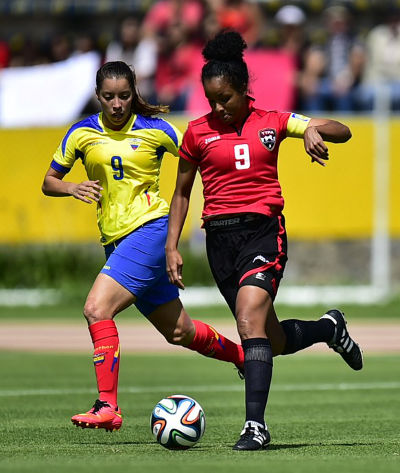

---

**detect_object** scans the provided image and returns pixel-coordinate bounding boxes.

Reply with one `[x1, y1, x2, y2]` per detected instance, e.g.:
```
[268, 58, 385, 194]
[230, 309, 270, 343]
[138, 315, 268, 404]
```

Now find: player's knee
[83, 298, 109, 324]
[236, 309, 267, 340]
[236, 310, 253, 339]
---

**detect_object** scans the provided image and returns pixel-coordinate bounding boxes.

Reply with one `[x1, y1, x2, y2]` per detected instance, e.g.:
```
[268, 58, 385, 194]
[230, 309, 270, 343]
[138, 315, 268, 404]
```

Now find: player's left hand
[303, 126, 329, 166]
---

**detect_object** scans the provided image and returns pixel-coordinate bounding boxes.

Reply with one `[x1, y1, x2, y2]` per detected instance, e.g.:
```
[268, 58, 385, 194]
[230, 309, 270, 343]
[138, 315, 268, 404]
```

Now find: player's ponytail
[96, 61, 169, 116]
[201, 31, 249, 94]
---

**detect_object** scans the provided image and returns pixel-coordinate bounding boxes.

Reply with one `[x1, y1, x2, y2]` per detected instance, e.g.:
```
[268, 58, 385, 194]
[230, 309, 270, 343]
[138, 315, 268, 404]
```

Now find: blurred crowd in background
[0, 0, 400, 113]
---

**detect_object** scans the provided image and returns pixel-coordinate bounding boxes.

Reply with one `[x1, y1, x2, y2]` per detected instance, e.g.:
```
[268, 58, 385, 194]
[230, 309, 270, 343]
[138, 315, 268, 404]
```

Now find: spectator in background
[155, 22, 199, 111]
[142, 0, 205, 40]
[0, 39, 10, 68]
[49, 33, 72, 62]
[209, 0, 263, 48]
[8, 35, 48, 67]
[274, 4, 307, 67]
[355, 7, 400, 111]
[274, 5, 308, 109]
[299, 5, 365, 112]
[141, 0, 206, 109]
[106, 17, 157, 100]
[72, 32, 102, 115]
[72, 32, 97, 56]
[202, 9, 223, 42]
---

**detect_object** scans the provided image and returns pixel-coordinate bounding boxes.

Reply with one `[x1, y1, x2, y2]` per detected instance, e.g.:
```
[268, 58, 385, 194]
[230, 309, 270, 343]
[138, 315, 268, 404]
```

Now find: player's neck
[101, 113, 131, 131]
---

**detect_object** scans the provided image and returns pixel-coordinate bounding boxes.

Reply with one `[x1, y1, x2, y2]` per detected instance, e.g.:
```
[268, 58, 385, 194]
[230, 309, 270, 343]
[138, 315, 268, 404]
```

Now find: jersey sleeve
[51, 127, 80, 174]
[179, 124, 200, 164]
[286, 112, 311, 138]
[160, 120, 182, 157]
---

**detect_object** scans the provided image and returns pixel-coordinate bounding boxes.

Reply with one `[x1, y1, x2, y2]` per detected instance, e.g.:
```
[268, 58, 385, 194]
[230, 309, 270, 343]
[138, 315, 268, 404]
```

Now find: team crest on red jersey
[258, 128, 276, 151]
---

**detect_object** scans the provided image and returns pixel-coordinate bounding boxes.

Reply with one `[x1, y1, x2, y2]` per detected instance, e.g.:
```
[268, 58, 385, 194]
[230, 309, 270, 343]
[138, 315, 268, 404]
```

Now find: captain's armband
[286, 113, 311, 138]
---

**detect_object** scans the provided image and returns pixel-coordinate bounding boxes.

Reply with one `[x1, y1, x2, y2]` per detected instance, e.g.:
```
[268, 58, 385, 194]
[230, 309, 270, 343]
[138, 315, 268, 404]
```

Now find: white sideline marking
[180, 285, 389, 306]
[0, 289, 60, 306]
[0, 284, 389, 307]
[1, 381, 399, 398]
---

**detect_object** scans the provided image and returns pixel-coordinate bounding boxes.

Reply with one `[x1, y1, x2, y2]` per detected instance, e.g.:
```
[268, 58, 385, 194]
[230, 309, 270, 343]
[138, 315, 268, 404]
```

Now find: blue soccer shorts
[101, 215, 179, 317]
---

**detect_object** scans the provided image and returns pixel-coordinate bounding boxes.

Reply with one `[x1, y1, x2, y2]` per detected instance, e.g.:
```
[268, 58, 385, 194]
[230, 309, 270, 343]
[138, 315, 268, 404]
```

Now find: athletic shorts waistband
[203, 213, 267, 230]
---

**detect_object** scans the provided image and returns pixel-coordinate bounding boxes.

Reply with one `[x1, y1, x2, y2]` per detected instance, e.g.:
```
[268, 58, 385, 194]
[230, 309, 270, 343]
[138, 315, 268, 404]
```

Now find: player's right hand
[166, 248, 185, 290]
[71, 180, 103, 204]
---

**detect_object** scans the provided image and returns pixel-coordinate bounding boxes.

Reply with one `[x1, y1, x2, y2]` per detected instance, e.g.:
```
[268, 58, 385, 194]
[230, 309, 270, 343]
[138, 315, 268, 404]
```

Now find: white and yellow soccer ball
[150, 395, 206, 450]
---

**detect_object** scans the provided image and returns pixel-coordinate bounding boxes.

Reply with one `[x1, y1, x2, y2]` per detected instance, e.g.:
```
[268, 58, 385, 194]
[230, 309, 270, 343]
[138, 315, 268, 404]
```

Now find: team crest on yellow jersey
[129, 138, 142, 151]
[258, 128, 276, 151]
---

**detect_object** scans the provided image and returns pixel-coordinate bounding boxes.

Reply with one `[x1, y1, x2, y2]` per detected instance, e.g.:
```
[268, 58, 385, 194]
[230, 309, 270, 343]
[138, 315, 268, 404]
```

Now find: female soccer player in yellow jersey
[42, 61, 244, 432]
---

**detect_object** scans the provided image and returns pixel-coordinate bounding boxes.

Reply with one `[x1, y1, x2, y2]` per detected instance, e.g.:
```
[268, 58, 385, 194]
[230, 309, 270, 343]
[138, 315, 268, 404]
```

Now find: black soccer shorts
[204, 213, 288, 316]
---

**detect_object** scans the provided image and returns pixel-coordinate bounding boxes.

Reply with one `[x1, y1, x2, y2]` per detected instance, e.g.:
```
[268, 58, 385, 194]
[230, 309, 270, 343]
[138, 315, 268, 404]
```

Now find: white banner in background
[0, 51, 101, 128]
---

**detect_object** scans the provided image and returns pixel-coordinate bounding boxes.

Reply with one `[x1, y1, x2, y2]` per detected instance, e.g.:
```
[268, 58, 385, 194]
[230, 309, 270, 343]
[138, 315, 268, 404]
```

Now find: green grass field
[1, 349, 399, 473]
[1, 290, 400, 322]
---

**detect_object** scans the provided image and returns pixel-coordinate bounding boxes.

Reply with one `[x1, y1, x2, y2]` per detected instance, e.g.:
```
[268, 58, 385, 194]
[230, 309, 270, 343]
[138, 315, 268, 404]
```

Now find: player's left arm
[303, 118, 352, 166]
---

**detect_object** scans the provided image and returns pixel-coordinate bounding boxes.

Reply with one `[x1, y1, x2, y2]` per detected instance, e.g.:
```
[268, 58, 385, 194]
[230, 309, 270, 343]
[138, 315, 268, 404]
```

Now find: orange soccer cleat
[71, 399, 123, 431]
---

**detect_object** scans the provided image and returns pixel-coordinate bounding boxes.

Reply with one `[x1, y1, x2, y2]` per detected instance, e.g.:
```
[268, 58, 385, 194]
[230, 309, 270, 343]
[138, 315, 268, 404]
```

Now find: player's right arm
[166, 157, 198, 289]
[42, 125, 102, 204]
[42, 167, 102, 204]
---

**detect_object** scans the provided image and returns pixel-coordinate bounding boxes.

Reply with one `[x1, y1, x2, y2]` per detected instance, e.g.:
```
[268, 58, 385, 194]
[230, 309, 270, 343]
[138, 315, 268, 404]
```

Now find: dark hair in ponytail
[201, 31, 249, 93]
[96, 61, 169, 116]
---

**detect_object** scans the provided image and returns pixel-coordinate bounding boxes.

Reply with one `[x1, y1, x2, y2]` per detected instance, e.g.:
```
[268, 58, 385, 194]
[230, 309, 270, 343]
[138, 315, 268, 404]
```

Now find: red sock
[188, 320, 244, 368]
[89, 320, 120, 407]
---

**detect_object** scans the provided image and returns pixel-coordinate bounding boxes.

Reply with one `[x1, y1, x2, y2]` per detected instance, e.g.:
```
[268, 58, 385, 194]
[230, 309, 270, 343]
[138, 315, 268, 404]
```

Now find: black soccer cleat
[236, 365, 245, 380]
[232, 421, 271, 451]
[321, 309, 363, 371]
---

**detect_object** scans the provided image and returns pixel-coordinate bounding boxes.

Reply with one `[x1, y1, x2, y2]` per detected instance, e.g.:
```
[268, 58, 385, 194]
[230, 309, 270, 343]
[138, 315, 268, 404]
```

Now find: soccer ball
[150, 395, 206, 450]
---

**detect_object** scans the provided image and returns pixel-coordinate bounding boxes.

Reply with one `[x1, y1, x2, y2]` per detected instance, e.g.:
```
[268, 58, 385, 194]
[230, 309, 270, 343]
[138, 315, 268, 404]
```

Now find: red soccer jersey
[180, 104, 301, 219]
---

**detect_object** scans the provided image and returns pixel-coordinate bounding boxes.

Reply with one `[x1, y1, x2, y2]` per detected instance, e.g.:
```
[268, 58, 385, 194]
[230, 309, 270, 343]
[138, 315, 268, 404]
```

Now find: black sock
[280, 318, 335, 355]
[242, 338, 273, 426]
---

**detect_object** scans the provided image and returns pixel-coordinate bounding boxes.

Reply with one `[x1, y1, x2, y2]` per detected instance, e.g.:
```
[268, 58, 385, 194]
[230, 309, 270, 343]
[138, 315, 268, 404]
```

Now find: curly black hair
[201, 30, 249, 93]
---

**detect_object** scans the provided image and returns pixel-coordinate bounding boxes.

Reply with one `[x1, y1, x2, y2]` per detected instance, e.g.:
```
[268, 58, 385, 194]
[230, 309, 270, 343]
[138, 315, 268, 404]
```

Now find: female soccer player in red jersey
[42, 61, 244, 433]
[166, 31, 363, 450]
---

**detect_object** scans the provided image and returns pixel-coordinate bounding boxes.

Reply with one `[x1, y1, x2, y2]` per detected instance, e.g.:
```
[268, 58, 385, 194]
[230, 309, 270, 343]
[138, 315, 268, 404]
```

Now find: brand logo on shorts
[255, 272, 266, 281]
[258, 128, 276, 151]
[209, 218, 240, 227]
[253, 255, 269, 264]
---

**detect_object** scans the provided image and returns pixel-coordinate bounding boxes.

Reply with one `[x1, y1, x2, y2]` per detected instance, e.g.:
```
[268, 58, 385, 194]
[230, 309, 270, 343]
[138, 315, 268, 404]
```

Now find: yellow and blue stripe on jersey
[51, 112, 182, 245]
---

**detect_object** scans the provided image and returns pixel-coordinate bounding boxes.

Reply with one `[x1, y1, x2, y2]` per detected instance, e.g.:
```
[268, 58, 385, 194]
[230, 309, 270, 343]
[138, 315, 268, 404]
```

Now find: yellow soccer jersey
[51, 112, 182, 244]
